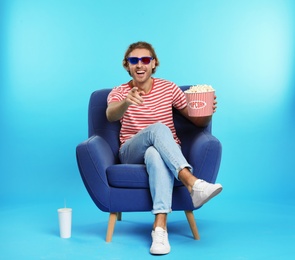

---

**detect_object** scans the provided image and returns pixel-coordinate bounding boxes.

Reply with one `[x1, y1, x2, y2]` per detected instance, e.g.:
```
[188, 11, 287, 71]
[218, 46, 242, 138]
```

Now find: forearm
[106, 100, 129, 122]
[106, 87, 145, 122]
[179, 107, 212, 127]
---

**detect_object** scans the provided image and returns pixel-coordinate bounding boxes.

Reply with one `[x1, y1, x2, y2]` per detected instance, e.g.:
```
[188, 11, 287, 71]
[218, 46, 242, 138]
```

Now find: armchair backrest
[88, 89, 121, 159]
[88, 86, 212, 161]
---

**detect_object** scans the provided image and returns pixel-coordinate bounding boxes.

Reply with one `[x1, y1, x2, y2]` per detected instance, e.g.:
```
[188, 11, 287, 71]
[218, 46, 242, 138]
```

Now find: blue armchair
[76, 86, 222, 242]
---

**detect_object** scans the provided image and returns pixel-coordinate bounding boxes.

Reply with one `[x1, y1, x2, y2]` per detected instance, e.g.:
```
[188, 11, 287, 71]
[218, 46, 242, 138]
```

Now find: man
[106, 41, 222, 255]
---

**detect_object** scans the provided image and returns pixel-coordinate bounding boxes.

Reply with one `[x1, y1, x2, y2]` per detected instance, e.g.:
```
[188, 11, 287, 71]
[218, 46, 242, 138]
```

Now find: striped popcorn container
[184, 90, 215, 117]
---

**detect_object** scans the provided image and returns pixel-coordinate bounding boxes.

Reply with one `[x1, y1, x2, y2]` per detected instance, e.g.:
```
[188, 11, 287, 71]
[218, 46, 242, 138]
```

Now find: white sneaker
[191, 179, 223, 208]
[150, 227, 171, 255]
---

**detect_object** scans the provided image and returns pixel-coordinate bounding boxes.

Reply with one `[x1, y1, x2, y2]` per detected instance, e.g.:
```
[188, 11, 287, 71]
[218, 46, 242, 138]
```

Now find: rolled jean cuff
[152, 208, 172, 215]
[176, 164, 193, 180]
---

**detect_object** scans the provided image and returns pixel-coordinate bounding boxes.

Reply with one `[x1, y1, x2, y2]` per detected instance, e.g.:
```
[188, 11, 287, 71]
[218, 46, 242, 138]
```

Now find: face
[126, 48, 156, 87]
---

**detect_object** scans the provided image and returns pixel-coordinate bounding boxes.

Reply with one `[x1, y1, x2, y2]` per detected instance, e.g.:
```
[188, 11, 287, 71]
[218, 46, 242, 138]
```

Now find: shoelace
[154, 230, 166, 245]
[193, 179, 205, 192]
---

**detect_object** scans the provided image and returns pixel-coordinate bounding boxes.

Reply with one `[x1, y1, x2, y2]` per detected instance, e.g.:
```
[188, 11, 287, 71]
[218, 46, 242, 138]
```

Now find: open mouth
[136, 70, 145, 75]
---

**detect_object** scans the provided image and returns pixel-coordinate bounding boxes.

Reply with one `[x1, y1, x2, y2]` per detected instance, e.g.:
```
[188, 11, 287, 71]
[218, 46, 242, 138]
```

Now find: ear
[152, 59, 156, 69]
[122, 60, 129, 71]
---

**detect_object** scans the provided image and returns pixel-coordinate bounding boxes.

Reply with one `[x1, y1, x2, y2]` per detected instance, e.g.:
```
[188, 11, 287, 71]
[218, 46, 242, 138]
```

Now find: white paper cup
[185, 91, 215, 117]
[57, 208, 72, 238]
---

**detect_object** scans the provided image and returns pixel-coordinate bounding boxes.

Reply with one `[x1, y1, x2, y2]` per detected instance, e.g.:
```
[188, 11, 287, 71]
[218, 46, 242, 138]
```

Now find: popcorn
[184, 84, 215, 93]
[184, 84, 215, 117]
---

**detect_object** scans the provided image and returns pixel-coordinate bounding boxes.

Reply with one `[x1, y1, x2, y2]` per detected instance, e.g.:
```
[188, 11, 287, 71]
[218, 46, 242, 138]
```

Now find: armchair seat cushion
[107, 164, 183, 188]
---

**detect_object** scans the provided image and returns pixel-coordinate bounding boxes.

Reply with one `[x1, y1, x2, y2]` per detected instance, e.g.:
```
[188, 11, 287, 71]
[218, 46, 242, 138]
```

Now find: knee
[145, 123, 172, 146]
[144, 146, 161, 164]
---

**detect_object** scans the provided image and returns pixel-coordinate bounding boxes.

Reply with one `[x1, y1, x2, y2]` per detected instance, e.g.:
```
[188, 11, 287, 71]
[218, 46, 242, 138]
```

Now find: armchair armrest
[76, 135, 116, 212]
[187, 130, 222, 183]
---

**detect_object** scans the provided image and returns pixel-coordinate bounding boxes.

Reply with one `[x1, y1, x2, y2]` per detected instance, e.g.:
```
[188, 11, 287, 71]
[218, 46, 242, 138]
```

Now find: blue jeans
[119, 122, 192, 214]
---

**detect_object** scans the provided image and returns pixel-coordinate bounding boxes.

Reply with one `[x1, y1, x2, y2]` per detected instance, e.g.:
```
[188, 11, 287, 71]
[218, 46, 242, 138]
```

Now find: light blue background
[1, 0, 295, 258]
[1, 0, 294, 205]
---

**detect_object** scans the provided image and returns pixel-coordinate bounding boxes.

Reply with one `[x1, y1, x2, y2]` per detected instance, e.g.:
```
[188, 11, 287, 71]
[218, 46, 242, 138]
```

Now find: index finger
[131, 87, 138, 93]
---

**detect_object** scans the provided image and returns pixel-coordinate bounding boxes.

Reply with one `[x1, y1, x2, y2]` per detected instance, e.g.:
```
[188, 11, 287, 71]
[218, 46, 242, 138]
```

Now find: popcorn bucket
[185, 91, 215, 117]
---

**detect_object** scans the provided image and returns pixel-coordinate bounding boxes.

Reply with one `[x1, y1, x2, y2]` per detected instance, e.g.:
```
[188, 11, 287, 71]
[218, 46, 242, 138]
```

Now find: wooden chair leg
[185, 210, 200, 240]
[106, 212, 118, 242]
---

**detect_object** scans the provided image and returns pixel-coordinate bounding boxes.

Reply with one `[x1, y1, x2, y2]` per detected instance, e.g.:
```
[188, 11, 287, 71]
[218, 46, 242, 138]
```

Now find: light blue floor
[1, 193, 294, 260]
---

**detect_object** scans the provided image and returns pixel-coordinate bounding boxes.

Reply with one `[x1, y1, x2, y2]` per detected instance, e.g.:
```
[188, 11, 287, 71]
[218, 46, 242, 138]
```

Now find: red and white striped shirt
[107, 78, 187, 146]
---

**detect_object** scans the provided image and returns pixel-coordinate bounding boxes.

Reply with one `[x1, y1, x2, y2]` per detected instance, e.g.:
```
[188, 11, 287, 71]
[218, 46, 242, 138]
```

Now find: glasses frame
[127, 56, 154, 65]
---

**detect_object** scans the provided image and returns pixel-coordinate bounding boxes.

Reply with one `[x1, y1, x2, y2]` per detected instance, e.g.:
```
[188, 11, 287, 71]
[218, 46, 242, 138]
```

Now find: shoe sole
[150, 250, 170, 255]
[193, 185, 223, 208]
